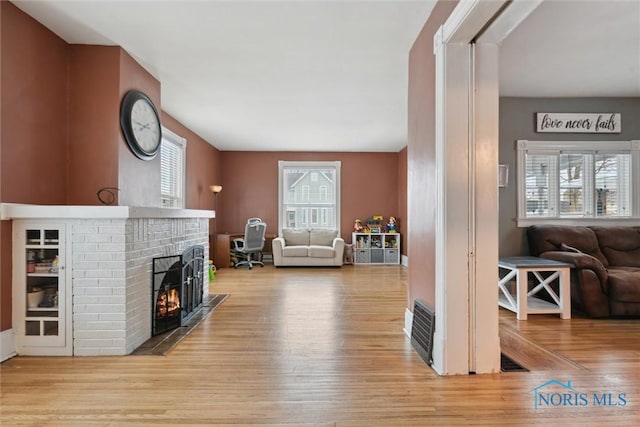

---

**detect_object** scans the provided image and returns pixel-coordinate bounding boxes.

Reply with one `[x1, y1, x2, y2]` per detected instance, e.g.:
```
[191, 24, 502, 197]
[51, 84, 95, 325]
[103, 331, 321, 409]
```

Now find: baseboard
[403, 307, 413, 338]
[401, 255, 409, 267]
[1, 329, 17, 362]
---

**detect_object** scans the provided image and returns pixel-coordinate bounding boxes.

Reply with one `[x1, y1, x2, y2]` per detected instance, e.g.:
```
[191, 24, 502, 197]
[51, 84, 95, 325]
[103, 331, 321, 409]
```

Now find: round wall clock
[120, 90, 162, 160]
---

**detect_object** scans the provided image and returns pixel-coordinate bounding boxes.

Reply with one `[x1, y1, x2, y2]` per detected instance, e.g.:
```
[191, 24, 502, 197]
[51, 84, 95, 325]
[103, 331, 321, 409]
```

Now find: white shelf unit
[12, 222, 72, 356]
[352, 232, 401, 265]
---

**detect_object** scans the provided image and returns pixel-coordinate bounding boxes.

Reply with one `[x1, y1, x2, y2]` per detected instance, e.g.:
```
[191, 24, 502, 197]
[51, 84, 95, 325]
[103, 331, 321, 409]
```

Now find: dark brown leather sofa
[527, 225, 640, 317]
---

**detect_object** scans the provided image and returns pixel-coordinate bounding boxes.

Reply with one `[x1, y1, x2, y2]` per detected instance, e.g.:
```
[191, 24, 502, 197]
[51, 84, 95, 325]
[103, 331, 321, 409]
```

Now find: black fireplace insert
[152, 245, 205, 336]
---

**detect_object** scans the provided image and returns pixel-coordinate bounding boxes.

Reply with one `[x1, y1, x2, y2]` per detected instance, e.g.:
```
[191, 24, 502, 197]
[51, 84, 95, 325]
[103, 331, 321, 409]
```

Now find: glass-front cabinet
[13, 223, 71, 355]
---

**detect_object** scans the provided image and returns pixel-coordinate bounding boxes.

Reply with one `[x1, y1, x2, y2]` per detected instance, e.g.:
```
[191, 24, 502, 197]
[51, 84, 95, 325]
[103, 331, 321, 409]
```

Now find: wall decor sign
[536, 113, 621, 134]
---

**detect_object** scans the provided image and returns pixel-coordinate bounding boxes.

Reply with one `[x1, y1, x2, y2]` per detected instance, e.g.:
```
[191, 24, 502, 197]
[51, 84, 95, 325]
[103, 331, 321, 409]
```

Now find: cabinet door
[14, 224, 68, 351]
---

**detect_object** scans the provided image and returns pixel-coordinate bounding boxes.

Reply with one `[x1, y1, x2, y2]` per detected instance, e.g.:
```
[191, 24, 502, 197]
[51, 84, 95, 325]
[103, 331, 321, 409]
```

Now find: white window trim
[516, 139, 640, 227]
[278, 160, 341, 235]
[160, 126, 187, 209]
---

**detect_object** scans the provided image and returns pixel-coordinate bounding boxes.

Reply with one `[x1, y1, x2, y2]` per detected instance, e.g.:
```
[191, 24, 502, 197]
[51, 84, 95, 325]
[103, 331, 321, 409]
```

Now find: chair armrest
[232, 238, 244, 251]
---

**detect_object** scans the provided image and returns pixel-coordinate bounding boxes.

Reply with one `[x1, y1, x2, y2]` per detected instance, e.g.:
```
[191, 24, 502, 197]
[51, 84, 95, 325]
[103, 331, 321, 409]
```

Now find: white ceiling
[499, 0, 640, 98]
[11, 1, 640, 152]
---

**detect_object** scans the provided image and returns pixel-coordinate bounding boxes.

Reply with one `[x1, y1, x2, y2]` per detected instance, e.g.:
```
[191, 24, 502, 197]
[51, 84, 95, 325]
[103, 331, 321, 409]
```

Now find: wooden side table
[498, 256, 572, 320]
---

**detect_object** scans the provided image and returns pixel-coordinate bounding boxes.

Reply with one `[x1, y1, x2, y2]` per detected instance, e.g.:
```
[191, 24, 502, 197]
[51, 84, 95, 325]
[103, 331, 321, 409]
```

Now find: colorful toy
[387, 216, 397, 233]
[353, 219, 364, 232]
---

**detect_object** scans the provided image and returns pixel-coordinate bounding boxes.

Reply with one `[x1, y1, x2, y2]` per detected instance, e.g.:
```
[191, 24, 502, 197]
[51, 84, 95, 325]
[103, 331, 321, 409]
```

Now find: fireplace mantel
[1, 203, 214, 220]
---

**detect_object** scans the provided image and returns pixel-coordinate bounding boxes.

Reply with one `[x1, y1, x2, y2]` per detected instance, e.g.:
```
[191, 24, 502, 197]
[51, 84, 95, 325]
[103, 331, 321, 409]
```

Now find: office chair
[231, 218, 267, 269]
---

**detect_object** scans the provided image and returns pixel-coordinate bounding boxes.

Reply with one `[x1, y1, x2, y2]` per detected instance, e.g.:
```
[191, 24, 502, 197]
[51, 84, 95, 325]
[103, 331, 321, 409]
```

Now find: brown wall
[407, 0, 458, 309]
[67, 45, 121, 205]
[1, 2, 69, 205]
[218, 152, 401, 243]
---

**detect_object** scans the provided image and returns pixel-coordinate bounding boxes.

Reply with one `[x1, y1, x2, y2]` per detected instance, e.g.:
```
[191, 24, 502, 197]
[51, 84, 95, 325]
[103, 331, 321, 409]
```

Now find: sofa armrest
[272, 237, 285, 266]
[332, 237, 345, 264]
[540, 250, 608, 291]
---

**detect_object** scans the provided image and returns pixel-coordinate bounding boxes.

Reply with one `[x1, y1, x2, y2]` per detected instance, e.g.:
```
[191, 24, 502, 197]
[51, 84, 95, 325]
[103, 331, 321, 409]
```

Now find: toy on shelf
[353, 219, 364, 233]
[387, 216, 398, 233]
[367, 215, 384, 233]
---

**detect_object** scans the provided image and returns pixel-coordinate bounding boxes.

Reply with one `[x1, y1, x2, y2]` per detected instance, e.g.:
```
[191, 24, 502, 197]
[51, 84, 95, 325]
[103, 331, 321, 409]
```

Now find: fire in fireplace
[152, 245, 205, 336]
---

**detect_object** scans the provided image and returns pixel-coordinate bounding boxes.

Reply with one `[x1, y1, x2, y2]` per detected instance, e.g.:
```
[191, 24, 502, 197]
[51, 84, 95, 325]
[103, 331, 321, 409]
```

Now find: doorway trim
[432, 0, 542, 375]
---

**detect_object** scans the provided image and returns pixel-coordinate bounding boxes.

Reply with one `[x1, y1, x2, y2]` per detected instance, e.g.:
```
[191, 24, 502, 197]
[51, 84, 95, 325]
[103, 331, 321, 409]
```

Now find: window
[278, 161, 341, 234]
[160, 127, 186, 208]
[517, 140, 639, 225]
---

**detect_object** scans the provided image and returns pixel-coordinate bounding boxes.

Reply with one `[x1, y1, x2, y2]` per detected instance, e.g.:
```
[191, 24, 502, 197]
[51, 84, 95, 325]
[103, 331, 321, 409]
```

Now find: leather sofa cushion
[282, 246, 308, 257]
[282, 228, 310, 246]
[309, 229, 338, 246]
[528, 225, 609, 267]
[308, 245, 336, 258]
[591, 226, 640, 267]
[607, 267, 640, 302]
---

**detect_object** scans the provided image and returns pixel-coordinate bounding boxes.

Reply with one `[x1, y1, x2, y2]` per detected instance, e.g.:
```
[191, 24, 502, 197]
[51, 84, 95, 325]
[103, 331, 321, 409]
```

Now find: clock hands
[132, 120, 153, 132]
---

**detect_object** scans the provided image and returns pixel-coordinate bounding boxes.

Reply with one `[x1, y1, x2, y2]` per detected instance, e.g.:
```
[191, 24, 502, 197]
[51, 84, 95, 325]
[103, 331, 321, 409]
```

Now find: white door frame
[432, 0, 542, 375]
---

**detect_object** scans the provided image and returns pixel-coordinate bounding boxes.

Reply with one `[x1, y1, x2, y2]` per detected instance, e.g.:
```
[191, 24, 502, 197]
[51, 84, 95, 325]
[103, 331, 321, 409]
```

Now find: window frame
[516, 140, 640, 227]
[160, 127, 187, 209]
[278, 160, 341, 235]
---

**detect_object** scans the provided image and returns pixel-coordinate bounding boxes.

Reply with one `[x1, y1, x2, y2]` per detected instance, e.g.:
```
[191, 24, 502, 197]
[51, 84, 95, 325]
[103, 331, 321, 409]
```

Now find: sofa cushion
[282, 246, 308, 257]
[308, 245, 336, 258]
[282, 228, 310, 246]
[309, 228, 338, 246]
[528, 225, 609, 267]
[591, 226, 640, 268]
[607, 267, 640, 303]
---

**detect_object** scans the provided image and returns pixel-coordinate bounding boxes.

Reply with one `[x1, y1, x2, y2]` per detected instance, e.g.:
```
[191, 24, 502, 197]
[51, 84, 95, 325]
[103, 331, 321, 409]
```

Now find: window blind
[160, 131, 185, 208]
[523, 147, 633, 219]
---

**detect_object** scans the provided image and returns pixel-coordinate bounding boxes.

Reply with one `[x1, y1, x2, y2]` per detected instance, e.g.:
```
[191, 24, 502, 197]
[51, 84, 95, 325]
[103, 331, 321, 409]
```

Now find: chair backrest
[242, 220, 267, 252]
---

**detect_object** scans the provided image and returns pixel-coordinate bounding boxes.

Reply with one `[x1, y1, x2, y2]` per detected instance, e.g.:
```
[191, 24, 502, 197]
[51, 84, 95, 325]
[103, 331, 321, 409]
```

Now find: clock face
[120, 90, 162, 160]
[130, 99, 161, 152]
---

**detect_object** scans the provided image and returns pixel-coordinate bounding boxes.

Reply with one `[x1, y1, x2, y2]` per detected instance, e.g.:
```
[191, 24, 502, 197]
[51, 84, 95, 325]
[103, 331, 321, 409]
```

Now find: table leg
[560, 267, 571, 319]
[516, 268, 528, 320]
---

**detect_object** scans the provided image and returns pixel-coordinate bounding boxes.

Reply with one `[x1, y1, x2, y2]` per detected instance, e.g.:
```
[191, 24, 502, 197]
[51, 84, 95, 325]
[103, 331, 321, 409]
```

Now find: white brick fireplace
[1, 204, 213, 357]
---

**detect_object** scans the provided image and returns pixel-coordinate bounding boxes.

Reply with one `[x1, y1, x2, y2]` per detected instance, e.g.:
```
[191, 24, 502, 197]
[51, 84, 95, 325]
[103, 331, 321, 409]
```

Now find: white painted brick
[73, 313, 100, 322]
[98, 278, 126, 288]
[85, 288, 113, 296]
[98, 243, 126, 252]
[74, 330, 126, 339]
[73, 243, 99, 253]
[85, 270, 113, 279]
[85, 234, 114, 243]
[73, 225, 99, 234]
[85, 304, 125, 314]
[73, 296, 101, 305]
[99, 313, 126, 322]
[98, 295, 126, 305]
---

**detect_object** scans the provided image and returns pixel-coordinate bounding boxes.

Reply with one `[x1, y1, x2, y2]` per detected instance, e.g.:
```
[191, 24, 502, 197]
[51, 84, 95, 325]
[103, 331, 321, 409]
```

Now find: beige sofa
[273, 228, 344, 267]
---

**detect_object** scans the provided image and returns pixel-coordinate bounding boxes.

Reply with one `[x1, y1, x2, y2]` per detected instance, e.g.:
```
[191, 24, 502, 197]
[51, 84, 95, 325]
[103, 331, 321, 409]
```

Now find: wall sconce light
[498, 165, 509, 188]
[209, 185, 222, 194]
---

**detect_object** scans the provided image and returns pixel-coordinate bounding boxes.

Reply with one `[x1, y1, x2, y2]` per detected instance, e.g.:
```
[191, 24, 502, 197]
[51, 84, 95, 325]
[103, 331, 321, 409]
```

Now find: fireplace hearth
[152, 245, 205, 336]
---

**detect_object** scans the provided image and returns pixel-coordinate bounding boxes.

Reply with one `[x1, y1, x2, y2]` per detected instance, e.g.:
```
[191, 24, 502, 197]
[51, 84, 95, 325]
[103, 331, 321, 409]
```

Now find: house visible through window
[278, 161, 341, 233]
[517, 140, 638, 224]
[160, 127, 186, 208]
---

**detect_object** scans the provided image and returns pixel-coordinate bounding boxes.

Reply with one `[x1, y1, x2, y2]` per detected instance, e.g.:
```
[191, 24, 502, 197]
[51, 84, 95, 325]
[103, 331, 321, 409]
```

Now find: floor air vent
[500, 353, 529, 372]
[411, 299, 436, 366]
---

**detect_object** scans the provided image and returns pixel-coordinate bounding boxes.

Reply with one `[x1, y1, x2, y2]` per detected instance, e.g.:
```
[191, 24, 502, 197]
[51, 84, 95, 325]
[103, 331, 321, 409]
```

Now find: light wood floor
[2, 265, 639, 426]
